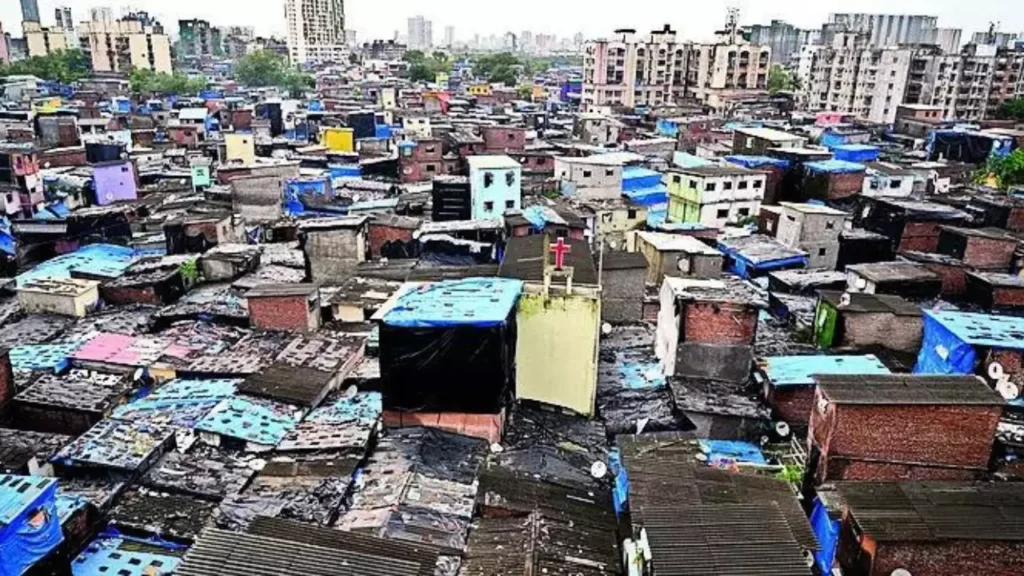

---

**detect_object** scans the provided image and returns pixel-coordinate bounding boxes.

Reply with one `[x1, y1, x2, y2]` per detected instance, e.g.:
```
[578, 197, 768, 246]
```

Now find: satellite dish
[775, 421, 791, 438]
[854, 278, 867, 290]
[892, 570, 912, 576]
[997, 380, 1020, 401]
[839, 292, 852, 307]
[988, 362, 1006, 381]
[818, 398, 830, 413]
[803, 550, 815, 567]
[591, 461, 608, 479]
[602, 323, 613, 335]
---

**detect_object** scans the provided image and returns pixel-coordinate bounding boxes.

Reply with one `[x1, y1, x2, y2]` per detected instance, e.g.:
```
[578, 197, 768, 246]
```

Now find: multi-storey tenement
[582, 26, 686, 109]
[178, 19, 222, 63]
[988, 46, 1024, 117]
[285, 0, 346, 64]
[78, 13, 172, 74]
[687, 31, 772, 112]
[798, 32, 911, 124]
[955, 44, 996, 122]
[904, 47, 962, 119]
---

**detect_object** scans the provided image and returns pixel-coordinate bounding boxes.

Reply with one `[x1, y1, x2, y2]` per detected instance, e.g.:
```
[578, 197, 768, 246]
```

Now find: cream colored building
[798, 32, 912, 124]
[285, 0, 347, 64]
[687, 32, 773, 112]
[23, 21, 72, 57]
[79, 16, 171, 74]
[582, 25, 687, 109]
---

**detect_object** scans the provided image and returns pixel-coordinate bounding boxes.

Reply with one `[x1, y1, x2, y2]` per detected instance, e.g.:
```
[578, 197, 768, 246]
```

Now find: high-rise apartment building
[582, 26, 687, 109]
[798, 32, 912, 124]
[221, 26, 255, 59]
[827, 13, 937, 47]
[24, 21, 71, 57]
[687, 26, 773, 111]
[89, 8, 114, 26]
[407, 15, 433, 50]
[904, 46, 963, 119]
[79, 13, 172, 74]
[20, 0, 40, 23]
[54, 7, 73, 31]
[444, 26, 455, 48]
[747, 20, 820, 65]
[285, 0, 346, 64]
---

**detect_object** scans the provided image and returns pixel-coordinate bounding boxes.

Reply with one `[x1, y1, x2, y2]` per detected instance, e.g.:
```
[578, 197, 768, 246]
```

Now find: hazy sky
[3, 0, 1023, 42]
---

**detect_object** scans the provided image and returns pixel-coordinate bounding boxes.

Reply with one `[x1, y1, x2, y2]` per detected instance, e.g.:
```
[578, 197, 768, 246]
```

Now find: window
[583, 170, 592, 178]
[506, 171, 516, 186]
[484, 172, 494, 187]
[627, 209, 637, 219]
[705, 182, 716, 192]
[606, 169, 615, 177]
[535, 157, 545, 166]
[507, 133, 516, 141]
[826, 221, 836, 230]
[723, 181, 733, 190]
[738, 180, 748, 190]
[818, 248, 827, 257]
[425, 145, 436, 153]
[673, 175, 682, 184]
[121, 166, 130, 173]
[890, 179, 902, 189]
[484, 201, 495, 212]
[716, 209, 729, 219]
[753, 180, 762, 189]
[505, 200, 515, 209]
[738, 208, 750, 216]
[689, 180, 697, 189]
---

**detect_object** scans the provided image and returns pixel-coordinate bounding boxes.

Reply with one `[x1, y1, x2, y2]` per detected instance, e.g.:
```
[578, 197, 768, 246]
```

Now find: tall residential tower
[285, 0, 347, 64]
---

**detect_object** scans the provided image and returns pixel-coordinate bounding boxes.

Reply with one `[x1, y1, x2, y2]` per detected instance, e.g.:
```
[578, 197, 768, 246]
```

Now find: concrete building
[407, 15, 433, 50]
[956, 43, 997, 121]
[826, 13, 939, 48]
[635, 232, 723, 282]
[285, 0, 346, 64]
[582, 25, 687, 109]
[17, 278, 100, 318]
[555, 157, 623, 201]
[300, 216, 369, 283]
[20, 0, 40, 23]
[762, 202, 850, 269]
[178, 19, 222, 62]
[468, 155, 522, 220]
[444, 26, 455, 48]
[79, 14, 172, 74]
[798, 32, 912, 124]
[23, 21, 70, 58]
[665, 165, 767, 228]
[246, 284, 321, 332]
[904, 47, 963, 119]
[746, 20, 820, 65]
[687, 35, 772, 112]
[54, 6, 73, 31]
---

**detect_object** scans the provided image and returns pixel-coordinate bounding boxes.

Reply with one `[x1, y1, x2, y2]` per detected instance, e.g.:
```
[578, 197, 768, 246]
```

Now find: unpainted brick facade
[808, 389, 1001, 484]
[481, 126, 527, 152]
[682, 301, 758, 345]
[841, 534, 1024, 576]
[367, 223, 417, 259]
[248, 295, 319, 332]
[899, 222, 945, 253]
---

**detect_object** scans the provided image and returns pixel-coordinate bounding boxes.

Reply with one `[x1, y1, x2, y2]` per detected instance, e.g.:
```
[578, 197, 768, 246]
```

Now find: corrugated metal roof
[816, 374, 1005, 406]
[837, 482, 1024, 542]
[176, 528, 423, 576]
[237, 363, 334, 408]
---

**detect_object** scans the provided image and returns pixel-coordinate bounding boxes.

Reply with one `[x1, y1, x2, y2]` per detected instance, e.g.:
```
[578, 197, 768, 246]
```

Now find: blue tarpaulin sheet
[913, 310, 1024, 374]
[381, 278, 524, 328]
[0, 475, 64, 576]
[622, 185, 668, 206]
[811, 498, 839, 574]
[804, 159, 866, 175]
[698, 440, 767, 466]
[725, 155, 791, 170]
[833, 144, 880, 163]
[72, 536, 182, 576]
[15, 244, 145, 287]
[328, 164, 362, 178]
[608, 448, 628, 515]
[763, 355, 891, 388]
[622, 167, 663, 191]
[673, 152, 714, 169]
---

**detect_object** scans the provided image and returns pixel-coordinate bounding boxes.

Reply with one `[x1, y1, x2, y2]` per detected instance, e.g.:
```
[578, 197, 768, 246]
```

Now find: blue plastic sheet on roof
[763, 355, 891, 388]
[804, 159, 867, 175]
[0, 475, 63, 576]
[112, 379, 240, 428]
[0, 229, 14, 257]
[195, 396, 300, 446]
[673, 152, 714, 169]
[832, 144, 880, 163]
[49, 202, 70, 217]
[309, 392, 382, 424]
[622, 167, 663, 191]
[55, 493, 88, 524]
[725, 155, 791, 169]
[10, 343, 80, 373]
[613, 350, 665, 390]
[15, 244, 146, 287]
[698, 440, 767, 466]
[375, 125, 393, 139]
[382, 278, 524, 328]
[328, 164, 362, 178]
[72, 537, 181, 576]
[811, 498, 840, 574]
[622, 184, 668, 206]
[522, 205, 556, 230]
[913, 310, 1024, 375]
[608, 448, 628, 515]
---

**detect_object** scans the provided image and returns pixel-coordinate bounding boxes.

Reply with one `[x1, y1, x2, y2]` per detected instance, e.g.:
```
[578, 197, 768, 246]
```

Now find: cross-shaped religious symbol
[550, 237, 571, 270]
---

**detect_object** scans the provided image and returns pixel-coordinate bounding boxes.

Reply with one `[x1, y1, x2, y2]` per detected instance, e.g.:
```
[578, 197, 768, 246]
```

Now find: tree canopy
[129, 68, 208, 96]
[0, 49, 90, 84]
[404, 50, 449, 83]
[977, 150, 1024, 190]
[475, 53, 521, 86]
[235, 50, 314, 96]
[768, 65, 800, 93]
[996, 98, 1024, 121]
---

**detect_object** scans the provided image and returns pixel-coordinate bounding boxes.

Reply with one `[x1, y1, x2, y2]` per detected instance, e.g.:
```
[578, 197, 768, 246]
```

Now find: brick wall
[810, 391, 1000, 483]
[870, 541, 1024, 576]
[921, 261, 967, 298]
[1007, 207, 1024, 232]
[682, 301, 758, 345]
[482, 126, 526, 152]
[767, 385, 815, 425]
[840, 311, 922, 353]
[602, 268, 645, 323]
[368, 224, 416, 259]
[39, 147, 87, 168]
[249, 296, 316, 332]
[0, 348, 11, 408]
[399, 159, 442, 183]
[899, 222, 944, 253]
[963, 236, 1017, 270]
[410, 140, 443, 163]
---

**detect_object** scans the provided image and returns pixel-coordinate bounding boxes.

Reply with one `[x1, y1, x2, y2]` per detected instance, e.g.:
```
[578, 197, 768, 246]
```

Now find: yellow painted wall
[323, 127, 355, 152]
[224, 133, 256, 165]
[515, 288, 601, 416]
[469, 84, 492, 96]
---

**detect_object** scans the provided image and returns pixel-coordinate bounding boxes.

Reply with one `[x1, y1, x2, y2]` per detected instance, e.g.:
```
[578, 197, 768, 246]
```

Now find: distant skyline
[2, 0, 1023, 43]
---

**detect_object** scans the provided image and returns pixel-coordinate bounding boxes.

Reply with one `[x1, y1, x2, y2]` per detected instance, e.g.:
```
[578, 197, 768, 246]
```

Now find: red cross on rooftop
[550, 237, 571, 270]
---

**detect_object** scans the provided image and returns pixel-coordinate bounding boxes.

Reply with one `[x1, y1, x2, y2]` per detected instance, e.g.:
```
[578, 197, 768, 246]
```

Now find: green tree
[997, 98, 1024, 121]
[489, 66, 519, 87]
[767, 65, 798, 93]
[475, 53, 521, 79]
[130, 68, 208, 96]
[977, 150, 1024, 190]
[0, 49, 90, 83]
[236, 50, 287, 87]
[279, 70, 314, 97]
[402, 50, 426, 63]
[432, 51, 449, 62]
